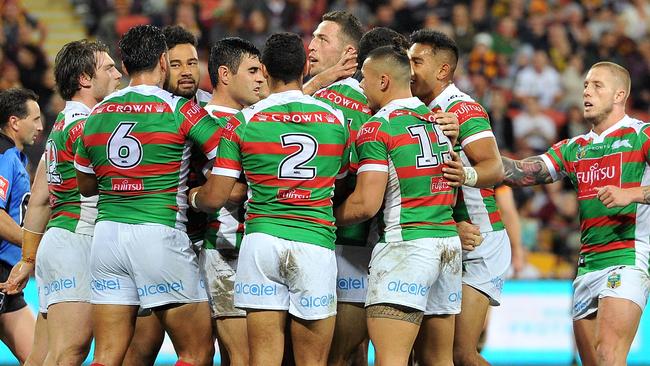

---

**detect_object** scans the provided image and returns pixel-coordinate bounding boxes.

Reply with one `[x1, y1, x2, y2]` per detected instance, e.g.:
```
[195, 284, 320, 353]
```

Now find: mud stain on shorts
[440, 247, 461, 274]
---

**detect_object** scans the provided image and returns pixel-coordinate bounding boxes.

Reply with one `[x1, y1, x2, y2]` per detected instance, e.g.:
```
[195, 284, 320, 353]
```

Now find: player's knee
[366, 304, 424, 325]
[53, 344, 91, 365]
[595, 340, 624, 366]
[453, 348, 481, 366]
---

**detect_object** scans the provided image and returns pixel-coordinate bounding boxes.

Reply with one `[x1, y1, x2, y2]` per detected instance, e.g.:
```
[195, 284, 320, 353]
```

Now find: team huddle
[0, 9, 647, 366]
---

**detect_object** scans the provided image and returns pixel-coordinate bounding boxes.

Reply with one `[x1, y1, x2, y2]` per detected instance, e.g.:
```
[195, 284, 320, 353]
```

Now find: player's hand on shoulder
[457, 220, 483, 251]
[442, 151, 465, 188]
[434, 111, 459, 145]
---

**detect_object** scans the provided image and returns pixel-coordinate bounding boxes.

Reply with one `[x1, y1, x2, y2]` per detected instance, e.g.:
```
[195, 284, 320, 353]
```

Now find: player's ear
[303, 57, 310, 78]
[7, 115, 19, 132]
[159, 52, 168, 73]
[614, 88, 627, 104]
[438, 63, 451, 82]
[79, 73, 92, 89]
[120, 62, 129, 77]
[218, 65, 230, 85]
[380, 74, 390, 92]
[261, 64, 269, 79]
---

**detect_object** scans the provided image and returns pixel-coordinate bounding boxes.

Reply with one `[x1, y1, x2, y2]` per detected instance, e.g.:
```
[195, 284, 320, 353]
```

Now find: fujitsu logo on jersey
[111, 178, 144, 191]
[448, 102, 487, 124]
[277, 188, 311, 200]
[69, 121, 85, 142]
[357, 122, 381, 144]
[575, 153, 622, 199]
[431, 177, 450, 193]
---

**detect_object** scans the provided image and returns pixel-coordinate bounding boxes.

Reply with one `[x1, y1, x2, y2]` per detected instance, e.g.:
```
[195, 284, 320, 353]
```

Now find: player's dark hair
[410, 29, 459, 68]
[162, 25, 197, 50]
[208, 37, 260, 88]
[262, 32, 306, 84]
[358, 27, 408, 65]
[119, 25, 168, 75]
[0, 88, 38, 129]
[367, 44, 410, 70]
[54, 40, 109, 100]
[322, 11, 363, 47]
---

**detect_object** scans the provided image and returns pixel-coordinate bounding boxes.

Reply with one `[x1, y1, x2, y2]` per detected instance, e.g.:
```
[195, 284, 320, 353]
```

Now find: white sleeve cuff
[211, 167, 241, 178]
[357, 164, 389, 174]
[74, 161, 95, 174]
[460, 131, 495, 148]
[540, 154, 559, 182]
[336, 170, 348, 180]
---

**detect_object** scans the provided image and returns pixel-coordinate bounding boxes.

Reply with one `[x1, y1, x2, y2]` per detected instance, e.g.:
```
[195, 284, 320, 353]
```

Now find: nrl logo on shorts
[607, 272, 621, 289]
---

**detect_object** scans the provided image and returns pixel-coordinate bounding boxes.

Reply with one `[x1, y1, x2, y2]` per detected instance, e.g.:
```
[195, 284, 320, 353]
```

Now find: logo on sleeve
[575, 153, 622, 199]
[180, 101, 208, 126]
[356, 121, 382, 145]
[0, 176, 8, 201]
[448, 101, 488, 124]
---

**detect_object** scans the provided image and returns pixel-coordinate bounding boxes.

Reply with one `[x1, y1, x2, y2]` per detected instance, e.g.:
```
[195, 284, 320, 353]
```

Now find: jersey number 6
[107, 122, 143, 169]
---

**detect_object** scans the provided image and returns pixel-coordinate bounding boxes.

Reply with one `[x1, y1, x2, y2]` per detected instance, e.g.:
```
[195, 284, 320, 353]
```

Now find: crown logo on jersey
[155, 103, 165, 113]
[95, 105, 106, 114]
[257, 113, 268, 121]
[326, 115, 336, 123]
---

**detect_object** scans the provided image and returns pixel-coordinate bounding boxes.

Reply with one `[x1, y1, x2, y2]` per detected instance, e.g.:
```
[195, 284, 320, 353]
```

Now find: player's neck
[592, 108, 627, 135]
[209, 88, 243, 111]
[420, 80, 452, 107]
[129, 70, 165, 88]
[381, 87, 413, 108]
[268, 79, 303, 95]
[71, 93, 99, 110]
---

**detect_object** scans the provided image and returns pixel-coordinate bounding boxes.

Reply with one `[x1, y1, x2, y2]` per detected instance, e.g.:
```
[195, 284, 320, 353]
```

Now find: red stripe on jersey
[580, 240, 635, 253]
[246, 174, 335, 189]
[56, 149, 74, 164]
[480, 188, 495, 198]
[401, 193, 454, 208]
[447, 101, 488, 125]
[402, 220, 456, 227]
[92, 102, 172, 115]
[581, 213, 636, 229]
[247, 213, 334, 226]
[208, 221, 220, 230]
[488, 210, 502, 225]
[96, 162, 181, 177]
[277, 196, 332, 207]
[51, 211, 80, 220]
[131, 132, 184, 145]
[242, 142, 345, 157]
[395, 166, 445, 179]
[314, 89, 372, 114]
[358, 159, 388, 166]
[75, 155, 91, 168]
[215, 157, 242, 171]
[250, 111, 341, 124]
[49, 177, 78, 191]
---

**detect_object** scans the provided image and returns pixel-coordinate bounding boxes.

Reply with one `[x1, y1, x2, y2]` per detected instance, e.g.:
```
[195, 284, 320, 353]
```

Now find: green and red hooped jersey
[429, 84, 504, 233]
[212, 90, 349, 250]
[314, 77, 374, 246]
[356, 97, 458, 242]
[542, 115, 650, 276]
[74, 85, 221, 231]
[44, 101, 96, 235]
[202, 104, 245, 250]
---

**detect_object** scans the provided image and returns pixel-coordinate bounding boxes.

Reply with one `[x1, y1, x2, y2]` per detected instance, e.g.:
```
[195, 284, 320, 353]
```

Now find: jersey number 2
[278, 133, 318, 180]
[407, 124, 450, 168]
[107, 122, 143, 169]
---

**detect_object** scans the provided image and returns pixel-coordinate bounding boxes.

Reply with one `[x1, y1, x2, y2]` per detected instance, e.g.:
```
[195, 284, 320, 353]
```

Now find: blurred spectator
[330, 0, 373, 27]
[242, 9, 271, 52]
[560, 54, 586, 110]
[513, 49, 561, 108]
[559, 104, 589, 140]
[467, 32, 498, 82]
[584, 30, 624, 68]
[513, 96, 556, 155]
[520, 13, 548, 50]
[206, 0, 244, 45]
[96, 0, 151, 56]
[451, 3, 475, 55]
[487, 89, 515, 152]
[170, 0, 205, 46]
[491, 17, 519, 60]
[412, 0, 454, 25]
[1, 0, 47, 48]
[547, 23, 573, 72]
[620, 0, 650, 42]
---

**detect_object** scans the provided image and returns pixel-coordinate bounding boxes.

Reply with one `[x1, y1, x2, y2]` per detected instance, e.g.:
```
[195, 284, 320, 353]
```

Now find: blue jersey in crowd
[0, 133, 30, 266]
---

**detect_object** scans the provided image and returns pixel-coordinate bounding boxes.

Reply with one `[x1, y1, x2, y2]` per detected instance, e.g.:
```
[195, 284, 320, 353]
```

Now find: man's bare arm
[502, 156, 554, 187]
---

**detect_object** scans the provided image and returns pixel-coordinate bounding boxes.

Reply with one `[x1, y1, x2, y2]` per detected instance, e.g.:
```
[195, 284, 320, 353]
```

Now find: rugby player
[502, 61, 650, 366]
[335, 43, 464, 365]
[190, 32, 348, 366]
[408, 30, 508, 366]
[74, 25, 217, 366]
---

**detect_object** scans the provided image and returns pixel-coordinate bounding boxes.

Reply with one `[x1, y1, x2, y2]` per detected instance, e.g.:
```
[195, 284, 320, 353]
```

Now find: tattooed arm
[501, 156, 555, 187]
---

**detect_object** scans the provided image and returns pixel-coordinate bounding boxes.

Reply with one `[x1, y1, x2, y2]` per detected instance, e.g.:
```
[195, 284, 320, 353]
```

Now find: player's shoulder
[302, 94, 345, 125]
[620, 115, 650, 135]
[100, 85, 183, 111]
[62, 101, 91, 126]
[0, 134, 16, 155]
[195, 89, 212, 106]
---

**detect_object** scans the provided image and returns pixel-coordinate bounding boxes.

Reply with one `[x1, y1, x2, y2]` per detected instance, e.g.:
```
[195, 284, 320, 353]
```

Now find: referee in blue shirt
[0, 88, 41, 363]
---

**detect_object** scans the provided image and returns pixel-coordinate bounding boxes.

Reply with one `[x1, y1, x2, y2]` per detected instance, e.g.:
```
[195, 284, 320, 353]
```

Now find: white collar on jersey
[267, 90, 304, 100]
[64, 100, 92, 114]
[204, 104, 239, 115]
[383, 97, 423, 110]
[430, 82, 469, 109]
[586, 115, 632, 143]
